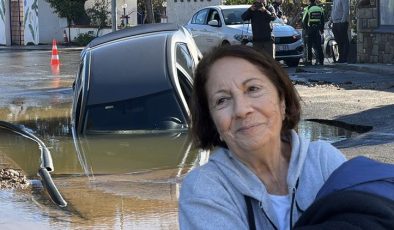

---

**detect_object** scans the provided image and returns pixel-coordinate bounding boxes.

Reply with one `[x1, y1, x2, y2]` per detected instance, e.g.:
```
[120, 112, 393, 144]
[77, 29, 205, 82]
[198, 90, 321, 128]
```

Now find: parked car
[72, 23, 201, 135]
[185, 5, 304, 67]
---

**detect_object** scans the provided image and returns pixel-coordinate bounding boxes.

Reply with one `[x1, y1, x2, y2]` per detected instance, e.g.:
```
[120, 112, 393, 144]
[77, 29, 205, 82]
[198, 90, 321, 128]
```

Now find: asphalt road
[290, 65, 394, 163]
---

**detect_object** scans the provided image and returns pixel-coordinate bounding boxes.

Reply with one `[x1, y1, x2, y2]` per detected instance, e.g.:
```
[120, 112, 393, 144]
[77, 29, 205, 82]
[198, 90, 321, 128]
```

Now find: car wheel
[284, 58, 300, 67]
[221, 41, 230, 46]
[331, 44, 339, 63]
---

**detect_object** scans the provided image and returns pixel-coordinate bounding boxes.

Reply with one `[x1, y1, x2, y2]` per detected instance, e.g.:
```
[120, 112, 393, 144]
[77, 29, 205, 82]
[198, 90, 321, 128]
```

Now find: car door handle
[202, 29, 208, 32]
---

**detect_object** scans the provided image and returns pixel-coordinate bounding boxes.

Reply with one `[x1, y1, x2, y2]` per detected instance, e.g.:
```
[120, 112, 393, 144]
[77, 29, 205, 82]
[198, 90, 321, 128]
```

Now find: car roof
[86, 23, 181, 48]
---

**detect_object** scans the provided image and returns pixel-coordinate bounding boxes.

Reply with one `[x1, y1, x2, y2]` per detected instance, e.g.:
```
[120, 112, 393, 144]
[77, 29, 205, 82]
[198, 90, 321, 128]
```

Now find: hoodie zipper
[289, 179, 300, 230]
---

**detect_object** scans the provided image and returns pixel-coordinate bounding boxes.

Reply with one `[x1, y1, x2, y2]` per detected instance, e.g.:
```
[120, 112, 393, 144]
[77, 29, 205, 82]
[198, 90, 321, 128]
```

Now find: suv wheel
[284, 58, 300, 67]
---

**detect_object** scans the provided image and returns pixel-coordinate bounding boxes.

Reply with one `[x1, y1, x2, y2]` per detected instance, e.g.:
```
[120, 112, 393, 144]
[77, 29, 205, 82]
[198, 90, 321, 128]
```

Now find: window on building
[380, 0, 394, 25]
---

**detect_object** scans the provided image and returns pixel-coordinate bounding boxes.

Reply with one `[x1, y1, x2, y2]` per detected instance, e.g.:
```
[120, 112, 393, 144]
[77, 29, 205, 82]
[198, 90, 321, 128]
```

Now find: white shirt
[268, 194, 291, 230]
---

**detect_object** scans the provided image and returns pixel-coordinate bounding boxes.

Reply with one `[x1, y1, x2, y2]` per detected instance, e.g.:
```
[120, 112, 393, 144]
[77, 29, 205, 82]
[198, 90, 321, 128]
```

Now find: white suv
[185, 5, 304, 67]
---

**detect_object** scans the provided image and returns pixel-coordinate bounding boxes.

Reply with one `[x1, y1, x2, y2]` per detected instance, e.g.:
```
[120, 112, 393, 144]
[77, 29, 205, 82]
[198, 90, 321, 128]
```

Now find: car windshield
[222, 8, 250, 25]
[222, 8, 284, 26]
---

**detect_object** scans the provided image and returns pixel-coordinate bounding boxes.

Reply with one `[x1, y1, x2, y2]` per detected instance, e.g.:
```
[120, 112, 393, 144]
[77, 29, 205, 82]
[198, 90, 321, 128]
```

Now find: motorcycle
[322, 21, 339, 63]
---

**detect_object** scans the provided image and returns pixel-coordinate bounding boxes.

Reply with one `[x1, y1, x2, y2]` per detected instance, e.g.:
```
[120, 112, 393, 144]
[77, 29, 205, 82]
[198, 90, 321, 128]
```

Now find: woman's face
[206, 57, 285, 154]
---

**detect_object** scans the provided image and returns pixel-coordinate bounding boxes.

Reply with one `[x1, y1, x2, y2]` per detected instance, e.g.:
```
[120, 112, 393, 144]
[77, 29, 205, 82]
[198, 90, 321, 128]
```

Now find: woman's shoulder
[304, 140, 347, 178]
[307, 140, 346, 160]
[180, 159, 227, 196]
[180, 148, 241, 198]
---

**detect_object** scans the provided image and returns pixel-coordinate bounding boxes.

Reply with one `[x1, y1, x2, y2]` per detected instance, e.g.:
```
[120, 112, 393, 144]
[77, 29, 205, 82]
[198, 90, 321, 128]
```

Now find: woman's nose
[233, 96, 252, 118]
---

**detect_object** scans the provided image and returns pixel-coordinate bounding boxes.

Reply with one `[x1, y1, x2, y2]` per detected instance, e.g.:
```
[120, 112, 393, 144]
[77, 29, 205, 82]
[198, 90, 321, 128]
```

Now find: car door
[187, 9, 209, 53]
[203, 9, 223, 51]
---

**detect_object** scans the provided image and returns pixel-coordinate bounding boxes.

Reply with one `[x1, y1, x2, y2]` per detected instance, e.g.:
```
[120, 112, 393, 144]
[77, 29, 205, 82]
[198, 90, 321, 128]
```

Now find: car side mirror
[208, 20, 219, 27]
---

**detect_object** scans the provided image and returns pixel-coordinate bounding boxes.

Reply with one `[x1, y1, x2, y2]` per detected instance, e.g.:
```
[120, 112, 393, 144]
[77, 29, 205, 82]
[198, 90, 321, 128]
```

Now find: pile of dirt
[0, 168, 29, 189]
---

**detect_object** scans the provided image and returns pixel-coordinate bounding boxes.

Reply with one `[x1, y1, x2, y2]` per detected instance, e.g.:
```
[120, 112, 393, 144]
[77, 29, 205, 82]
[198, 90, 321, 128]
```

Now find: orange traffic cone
[51, 64, 60, 75]
[51, 39, 60, 66]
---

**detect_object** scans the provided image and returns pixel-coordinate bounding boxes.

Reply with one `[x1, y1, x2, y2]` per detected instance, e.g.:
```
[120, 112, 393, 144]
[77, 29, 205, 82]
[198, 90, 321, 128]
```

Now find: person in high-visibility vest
[302, 0, 325, 65]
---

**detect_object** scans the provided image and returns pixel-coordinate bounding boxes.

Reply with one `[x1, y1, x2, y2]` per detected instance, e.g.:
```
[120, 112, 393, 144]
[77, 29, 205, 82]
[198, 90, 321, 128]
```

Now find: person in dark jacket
[272, 0, 283, 19]
[302, 0, 325, 65]
[294, 190, 394, 230]
[294, 156, 394, 230]
[241, 0, 277, 57]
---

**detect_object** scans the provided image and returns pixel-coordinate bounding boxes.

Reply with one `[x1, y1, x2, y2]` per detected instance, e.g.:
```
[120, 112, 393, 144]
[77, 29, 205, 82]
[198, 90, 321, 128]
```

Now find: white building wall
[0, 0, 11, 45]
[166, 0, 223, 25]
[2, 0, 138, 46]
[38, 0, 67, 44]
[24, 0, 39, 45]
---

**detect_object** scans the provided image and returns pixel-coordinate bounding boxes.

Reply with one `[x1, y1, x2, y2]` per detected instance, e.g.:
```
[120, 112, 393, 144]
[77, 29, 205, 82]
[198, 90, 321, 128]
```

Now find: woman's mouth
[236, 123, 262, 133]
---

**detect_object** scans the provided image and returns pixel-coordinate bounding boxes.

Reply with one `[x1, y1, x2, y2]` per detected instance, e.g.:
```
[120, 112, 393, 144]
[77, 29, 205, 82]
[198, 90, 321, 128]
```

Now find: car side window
[176, 68, 192, 107]
[176, 43, 194, 107]
[176, 43, 194, 78]
[191, 9, 208, 25]
[207, 10, 221, 26]
[73, 54, 88, 131]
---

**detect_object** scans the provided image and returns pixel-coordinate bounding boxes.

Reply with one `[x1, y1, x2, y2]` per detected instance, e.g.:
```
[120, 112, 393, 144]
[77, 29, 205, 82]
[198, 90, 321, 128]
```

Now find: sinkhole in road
[298, 119, 372, 144]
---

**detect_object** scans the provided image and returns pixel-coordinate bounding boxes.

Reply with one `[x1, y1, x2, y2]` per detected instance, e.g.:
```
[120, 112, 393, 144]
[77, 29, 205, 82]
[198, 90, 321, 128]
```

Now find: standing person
[331, 0, 350, 63]
[272, 0, 284, 19]
[241, 0, 277, 58]
[302, 0, 325, 65]
[178, 45, 346, 230]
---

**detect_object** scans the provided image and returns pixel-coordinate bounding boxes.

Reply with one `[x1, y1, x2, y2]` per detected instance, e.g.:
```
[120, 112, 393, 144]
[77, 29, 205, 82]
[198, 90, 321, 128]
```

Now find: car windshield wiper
[0, 121, 67, 208]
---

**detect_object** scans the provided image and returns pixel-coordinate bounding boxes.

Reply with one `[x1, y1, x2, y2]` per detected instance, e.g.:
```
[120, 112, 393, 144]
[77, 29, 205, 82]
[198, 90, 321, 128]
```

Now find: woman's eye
[247, 85, 261, 93]
[216, 97, 227, 105]
[214, 97, 230, 109]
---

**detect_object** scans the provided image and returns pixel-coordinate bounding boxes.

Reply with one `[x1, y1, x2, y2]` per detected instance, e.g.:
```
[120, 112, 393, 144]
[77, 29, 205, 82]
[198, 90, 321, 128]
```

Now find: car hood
[228, 23, 298, 37]
[273, 23, 299, 37]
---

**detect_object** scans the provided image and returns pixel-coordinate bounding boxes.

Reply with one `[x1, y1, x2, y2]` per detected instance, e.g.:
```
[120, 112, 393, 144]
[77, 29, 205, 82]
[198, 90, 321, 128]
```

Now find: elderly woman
[178, 45, 346, 230]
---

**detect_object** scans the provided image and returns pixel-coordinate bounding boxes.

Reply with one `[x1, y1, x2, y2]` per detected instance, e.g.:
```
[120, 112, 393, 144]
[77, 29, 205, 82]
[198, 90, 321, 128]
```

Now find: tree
[145, 0, 154, 23]
[138, 0, 165, 23]
[86, 0, 110, 36]
[45, 0, 89, 42]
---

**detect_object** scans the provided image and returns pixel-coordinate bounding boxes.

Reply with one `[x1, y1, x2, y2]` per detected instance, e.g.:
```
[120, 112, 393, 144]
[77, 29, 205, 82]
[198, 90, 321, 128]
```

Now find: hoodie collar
[209, 130, 309, 200]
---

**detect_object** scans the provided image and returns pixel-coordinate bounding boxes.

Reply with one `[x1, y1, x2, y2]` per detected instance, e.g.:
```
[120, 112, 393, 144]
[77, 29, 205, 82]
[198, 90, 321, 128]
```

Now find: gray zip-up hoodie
[179, 130, 346, 230]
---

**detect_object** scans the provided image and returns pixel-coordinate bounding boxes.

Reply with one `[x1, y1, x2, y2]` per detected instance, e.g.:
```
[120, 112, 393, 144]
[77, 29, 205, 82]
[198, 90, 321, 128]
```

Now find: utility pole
[112, 0, 117, 31]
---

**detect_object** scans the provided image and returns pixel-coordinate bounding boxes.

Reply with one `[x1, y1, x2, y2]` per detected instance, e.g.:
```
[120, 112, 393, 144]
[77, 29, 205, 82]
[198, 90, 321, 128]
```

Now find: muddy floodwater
[0, 50, 359, 229]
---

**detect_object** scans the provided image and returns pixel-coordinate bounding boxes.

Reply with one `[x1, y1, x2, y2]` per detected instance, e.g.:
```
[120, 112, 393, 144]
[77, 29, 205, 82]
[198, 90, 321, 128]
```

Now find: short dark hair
[191, 45, 301, 150]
